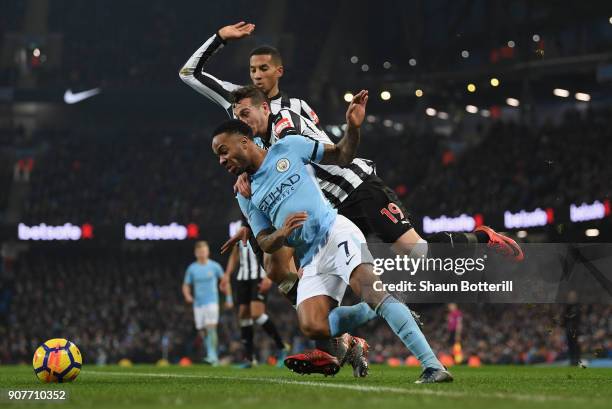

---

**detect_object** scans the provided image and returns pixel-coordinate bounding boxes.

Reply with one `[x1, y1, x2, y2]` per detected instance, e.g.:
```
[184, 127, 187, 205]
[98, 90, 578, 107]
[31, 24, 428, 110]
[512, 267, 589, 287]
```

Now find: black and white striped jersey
[179, 32, 321, 124]
[236, 241, 267, 281]
[260, 108, 376, 208]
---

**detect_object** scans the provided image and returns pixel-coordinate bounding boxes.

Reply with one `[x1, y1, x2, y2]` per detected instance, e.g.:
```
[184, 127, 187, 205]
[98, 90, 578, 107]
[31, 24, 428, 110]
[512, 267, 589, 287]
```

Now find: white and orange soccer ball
[32, 338, 82, 383]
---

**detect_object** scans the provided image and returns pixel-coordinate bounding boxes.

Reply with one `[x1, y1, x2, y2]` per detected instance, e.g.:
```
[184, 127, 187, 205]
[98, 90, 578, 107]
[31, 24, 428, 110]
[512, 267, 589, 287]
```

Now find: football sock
[328, 302, 377, 337]
[426, 231, 481, 258]
[255, 314, 285, 350]
[205, 328, 219, 362]
[375, 295, 443, 370]
[240, 319, 255, 361]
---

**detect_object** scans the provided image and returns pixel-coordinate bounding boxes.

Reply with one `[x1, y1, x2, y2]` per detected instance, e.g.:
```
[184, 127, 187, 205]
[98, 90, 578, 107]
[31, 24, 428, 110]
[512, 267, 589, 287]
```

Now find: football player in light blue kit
[182, 240, 227, 365]
[211, 90, 452, 383]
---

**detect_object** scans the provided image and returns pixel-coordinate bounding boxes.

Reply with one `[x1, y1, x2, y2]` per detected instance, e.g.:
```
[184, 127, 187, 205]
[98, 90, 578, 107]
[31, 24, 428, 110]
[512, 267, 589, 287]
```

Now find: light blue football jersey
[183, 260, 224, 306]
[237, 135, 337, 266]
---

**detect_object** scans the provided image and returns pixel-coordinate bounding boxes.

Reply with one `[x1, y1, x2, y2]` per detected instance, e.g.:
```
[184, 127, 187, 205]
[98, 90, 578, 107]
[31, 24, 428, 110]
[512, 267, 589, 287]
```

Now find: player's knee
[350, 264, 387, 307]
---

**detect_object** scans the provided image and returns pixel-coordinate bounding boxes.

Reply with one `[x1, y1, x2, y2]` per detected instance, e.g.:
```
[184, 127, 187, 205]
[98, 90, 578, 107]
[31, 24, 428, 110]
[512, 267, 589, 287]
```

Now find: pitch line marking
[87, 370, 592, 403]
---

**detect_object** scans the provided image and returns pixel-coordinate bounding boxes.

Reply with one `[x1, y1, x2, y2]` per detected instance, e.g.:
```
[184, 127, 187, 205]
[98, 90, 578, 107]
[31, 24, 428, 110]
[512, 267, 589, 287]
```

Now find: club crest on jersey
[276, 158, 290, 172]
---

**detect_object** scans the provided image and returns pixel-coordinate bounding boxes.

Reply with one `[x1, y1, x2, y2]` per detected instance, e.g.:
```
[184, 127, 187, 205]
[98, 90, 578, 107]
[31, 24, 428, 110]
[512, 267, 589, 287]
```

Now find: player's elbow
[178, 66, 193, 81]
[336, 150, 353, 167]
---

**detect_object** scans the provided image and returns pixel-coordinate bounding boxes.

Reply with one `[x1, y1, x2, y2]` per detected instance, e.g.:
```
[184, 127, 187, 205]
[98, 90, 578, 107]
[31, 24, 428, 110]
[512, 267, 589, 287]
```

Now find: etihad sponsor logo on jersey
[258, 174, 301, 213]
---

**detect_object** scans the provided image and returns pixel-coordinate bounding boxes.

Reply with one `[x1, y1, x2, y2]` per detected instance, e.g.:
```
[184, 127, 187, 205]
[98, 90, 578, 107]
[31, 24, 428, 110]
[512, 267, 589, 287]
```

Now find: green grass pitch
[1, 364, 611, 409]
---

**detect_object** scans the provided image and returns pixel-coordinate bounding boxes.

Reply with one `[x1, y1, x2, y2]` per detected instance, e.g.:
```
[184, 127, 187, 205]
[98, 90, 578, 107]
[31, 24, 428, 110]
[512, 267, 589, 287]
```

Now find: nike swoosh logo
[345, 255, 355, 265]
[64, 88, 101, 104]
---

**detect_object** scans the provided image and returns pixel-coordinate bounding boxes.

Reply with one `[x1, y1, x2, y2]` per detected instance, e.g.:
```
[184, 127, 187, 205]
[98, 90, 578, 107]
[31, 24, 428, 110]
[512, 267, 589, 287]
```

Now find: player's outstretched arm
[178, 22, 254, 115]
[256, 212, 308, 253]
[320, 90, 368, 166]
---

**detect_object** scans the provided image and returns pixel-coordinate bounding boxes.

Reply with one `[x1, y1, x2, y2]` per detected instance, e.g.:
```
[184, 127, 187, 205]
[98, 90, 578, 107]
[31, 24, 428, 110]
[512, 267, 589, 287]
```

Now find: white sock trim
[254, 314, 269, 325]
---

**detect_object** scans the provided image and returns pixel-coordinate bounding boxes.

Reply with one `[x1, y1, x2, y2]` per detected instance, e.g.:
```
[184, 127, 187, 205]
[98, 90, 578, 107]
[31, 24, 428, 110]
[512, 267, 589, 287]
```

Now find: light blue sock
[328, 302, 378, 337]
[205, 328, 218, 362]
[376, 296, 443, 370]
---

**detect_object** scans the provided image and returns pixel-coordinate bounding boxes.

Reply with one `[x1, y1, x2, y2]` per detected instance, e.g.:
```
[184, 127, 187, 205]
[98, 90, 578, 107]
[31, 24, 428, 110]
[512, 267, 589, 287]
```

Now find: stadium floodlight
[409, 58, 417, 66]
[383, 119, 393, 127]
[480, 109, 491, 117]
[415, 89, 423, 97]
[532, 34, 541, 42]
[517, 230, 528, 239]
[553, 88, 570, 98]
[467, 83, 476, 93]
[33, 48, 41, 57]
[585, 228, 600, 237]
[490, 78, 500, 87]
[361, 64, 369, 72]
[609, 17, 612, 24]
[506, 98, 520, 107]
[380, 91, 391, 101]
[465, 105, 478, 114]
[343, 92, 354, 102]
[383, 61, 391, 69]
[437, 111, 449, 120]
[425, 107, 437, 117]
[350, 56, 358, 64]
[575, 92, 591, 102]
[461, 50, 469, 58]
[507, 40, 515, 48]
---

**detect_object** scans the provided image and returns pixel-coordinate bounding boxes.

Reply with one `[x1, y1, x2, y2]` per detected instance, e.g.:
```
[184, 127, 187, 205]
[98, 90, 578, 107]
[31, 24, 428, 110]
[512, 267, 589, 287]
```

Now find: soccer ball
[32, 338, 82, 383]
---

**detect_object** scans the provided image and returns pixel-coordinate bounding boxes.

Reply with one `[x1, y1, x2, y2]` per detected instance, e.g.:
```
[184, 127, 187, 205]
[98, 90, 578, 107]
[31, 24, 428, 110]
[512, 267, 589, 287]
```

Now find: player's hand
[234, 172, 252, 198]
[218, 21, 255, 41]
[346, 90, 368, 129]
[221, 226, 251, 254]
[219, 275, 230, 294]
[258, 277, 273, 294]
[224, 301, 234, 310]
[279, 212, 308, 237]
[184, 295, 194, 304]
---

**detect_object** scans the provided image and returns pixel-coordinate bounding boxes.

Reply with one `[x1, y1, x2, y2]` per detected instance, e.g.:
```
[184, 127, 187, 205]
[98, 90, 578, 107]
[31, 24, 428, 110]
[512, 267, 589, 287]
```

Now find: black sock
[257, 315, 285, 350]
[240, 321, 254, 361]
[426, 232, 479, 257]
[473, 231, 489, 243]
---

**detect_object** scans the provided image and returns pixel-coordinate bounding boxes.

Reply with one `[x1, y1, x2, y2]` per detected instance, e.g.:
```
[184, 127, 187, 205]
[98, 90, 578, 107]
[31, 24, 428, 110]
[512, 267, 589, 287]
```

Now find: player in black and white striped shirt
[230, 85, 524, 265]
[220, 235, 289, 368]
[179, 21, 320, 124]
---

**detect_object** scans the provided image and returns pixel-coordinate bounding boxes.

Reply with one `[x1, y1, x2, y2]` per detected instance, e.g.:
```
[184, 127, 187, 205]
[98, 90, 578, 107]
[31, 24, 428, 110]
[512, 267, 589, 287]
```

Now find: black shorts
[235, 279, 267, 305]
[338, 174, 414, 243]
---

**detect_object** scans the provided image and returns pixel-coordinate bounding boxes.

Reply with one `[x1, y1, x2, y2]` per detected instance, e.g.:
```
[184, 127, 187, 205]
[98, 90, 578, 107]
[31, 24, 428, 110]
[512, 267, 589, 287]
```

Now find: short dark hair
[211, 119, 253, 140]
[250, 45, 283, 66]
[231, 85, 269, 106]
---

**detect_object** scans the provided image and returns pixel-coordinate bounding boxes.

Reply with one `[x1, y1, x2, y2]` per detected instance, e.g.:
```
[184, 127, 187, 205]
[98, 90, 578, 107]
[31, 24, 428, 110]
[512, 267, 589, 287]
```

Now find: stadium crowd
[11, 106, 611, 226]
